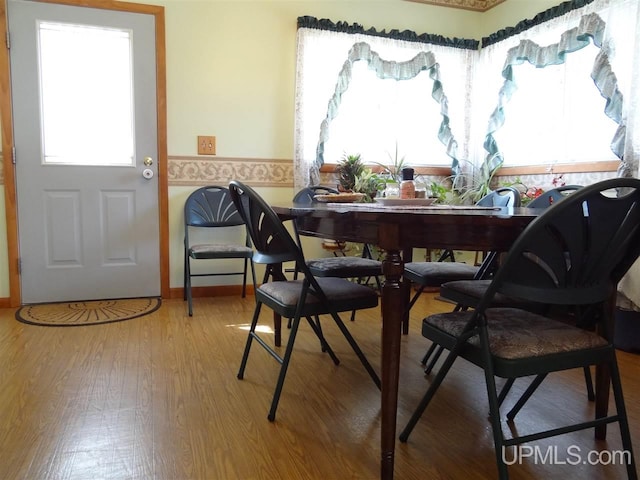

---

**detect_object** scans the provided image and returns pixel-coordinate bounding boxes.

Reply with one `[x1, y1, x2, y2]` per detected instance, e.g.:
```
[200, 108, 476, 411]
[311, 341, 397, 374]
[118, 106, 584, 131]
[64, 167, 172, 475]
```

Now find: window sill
[320, 161, 618, 178]
[319, 164, 453, 176]
[496, 161, 619, 176]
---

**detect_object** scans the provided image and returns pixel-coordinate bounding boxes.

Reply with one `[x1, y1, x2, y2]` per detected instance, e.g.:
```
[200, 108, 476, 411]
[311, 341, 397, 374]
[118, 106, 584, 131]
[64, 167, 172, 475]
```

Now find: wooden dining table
[270, 200, 612, 480]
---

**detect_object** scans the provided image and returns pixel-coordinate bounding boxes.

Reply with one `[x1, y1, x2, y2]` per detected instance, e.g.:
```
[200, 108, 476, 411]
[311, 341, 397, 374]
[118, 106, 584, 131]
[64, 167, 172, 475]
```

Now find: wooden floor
[0, 292, 638, 480]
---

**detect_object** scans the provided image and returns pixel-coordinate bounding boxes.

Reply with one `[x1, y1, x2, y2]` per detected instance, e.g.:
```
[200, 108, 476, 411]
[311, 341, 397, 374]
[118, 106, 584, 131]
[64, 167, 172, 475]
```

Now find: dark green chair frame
[183, 185, 256, 316]
[229, 181, 380, 421]
[400, 178, 639, 480]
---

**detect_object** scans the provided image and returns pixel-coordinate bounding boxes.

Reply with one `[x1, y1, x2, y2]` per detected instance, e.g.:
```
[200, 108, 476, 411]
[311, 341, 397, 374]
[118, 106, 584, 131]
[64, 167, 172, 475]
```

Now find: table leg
[380, 248, 404, 480]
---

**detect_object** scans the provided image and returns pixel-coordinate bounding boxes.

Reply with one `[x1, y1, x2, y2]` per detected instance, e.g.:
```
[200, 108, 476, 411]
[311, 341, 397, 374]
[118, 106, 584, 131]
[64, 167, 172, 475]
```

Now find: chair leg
[329, 311, 381, 389]
[186, 257, 194, 317]
[249, 260, 257, 303]
[506, 373, 548, 421]
[476, 327, 510, 480]
[505, 367, 594, 422]
[420, 343, 438, 365]
[274, 312, 282, 347]
[437, 249, 455, 262]
[486, 376, 510, 480]
[497, 378, 516, 407]
[240, 309, 342, 421]
[403, 285, 425, 338]
[305, 315, 339, 363]
[241, 257, 248, 298]
[421, 305, 466, 371]
[268, 313, 303, 421]
[424, 345, 444, 374]
[183, 249, 188, 301]
[608, 359, 638, 480]
[307, 314, 325, 352]
[583, 366, 595, 401]
[237, 302, 263, 380]
[399, 340, 463, 442]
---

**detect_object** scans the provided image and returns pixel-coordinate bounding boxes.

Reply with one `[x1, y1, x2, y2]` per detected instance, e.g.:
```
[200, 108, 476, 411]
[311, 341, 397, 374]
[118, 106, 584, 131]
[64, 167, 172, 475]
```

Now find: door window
[38, 21, 135, 166]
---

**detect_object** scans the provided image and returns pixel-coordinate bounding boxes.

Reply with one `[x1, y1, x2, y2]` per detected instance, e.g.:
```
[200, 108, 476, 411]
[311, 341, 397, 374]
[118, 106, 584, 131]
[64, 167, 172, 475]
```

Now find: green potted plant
[374, 143, 409, 185]
[427, 157, 504, 206]
[353, 168, 385, 202]
[336, 153, 365, 192]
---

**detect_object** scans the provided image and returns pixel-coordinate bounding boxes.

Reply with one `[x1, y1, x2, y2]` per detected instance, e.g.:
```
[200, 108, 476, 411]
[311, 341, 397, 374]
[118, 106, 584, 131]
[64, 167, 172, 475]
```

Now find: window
[295, 0, 640, 190]
[38, 21, 135, 166]
[492, 46, 619, 167]
[322, 62, 453, 167]
[294, 24, 476, 188]
[476, 1, 640, 181]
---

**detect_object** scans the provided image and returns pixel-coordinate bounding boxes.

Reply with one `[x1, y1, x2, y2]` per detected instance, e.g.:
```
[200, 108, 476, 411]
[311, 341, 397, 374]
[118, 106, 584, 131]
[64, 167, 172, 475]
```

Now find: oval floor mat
[15, 297, 161, 327]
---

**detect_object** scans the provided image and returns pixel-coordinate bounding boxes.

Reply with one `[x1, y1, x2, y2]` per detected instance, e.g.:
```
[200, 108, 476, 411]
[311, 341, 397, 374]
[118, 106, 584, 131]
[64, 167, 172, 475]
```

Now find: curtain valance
[297, 16, 479, 50]
[482, 0, 597, 47]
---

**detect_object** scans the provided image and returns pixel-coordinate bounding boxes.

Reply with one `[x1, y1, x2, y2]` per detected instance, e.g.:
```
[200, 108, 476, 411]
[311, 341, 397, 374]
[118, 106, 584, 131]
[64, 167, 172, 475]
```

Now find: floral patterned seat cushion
[258, 276, 379, 313]
[307, 256, 382, 277]
[425, 307, 608, 360]
[189, 244, 253, 257]
[404, 261, 479, 286]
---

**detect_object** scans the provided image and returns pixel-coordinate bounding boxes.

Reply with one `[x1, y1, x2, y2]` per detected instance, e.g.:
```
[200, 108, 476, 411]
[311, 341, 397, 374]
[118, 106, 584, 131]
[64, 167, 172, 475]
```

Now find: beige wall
[479, 0, 562, 37]
[162, 0, 479, 159]
[0, 0, 564, 297]
[161, 0, 563, 290]
[160, 0, 558, 158]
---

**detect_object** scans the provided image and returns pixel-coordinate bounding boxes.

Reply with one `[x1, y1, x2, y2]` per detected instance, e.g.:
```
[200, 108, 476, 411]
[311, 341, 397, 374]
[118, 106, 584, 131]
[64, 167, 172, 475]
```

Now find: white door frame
[0, 0, 169, 307]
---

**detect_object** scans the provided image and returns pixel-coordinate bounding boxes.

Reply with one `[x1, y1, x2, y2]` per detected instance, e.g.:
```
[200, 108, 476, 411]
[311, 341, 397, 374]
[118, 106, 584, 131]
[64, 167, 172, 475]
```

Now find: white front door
[9, 0, 160, 303]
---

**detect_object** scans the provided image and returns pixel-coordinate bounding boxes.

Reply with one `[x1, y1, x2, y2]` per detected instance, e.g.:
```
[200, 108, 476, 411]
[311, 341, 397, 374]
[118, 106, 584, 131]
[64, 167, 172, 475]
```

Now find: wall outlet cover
[198, 136, 216, 155]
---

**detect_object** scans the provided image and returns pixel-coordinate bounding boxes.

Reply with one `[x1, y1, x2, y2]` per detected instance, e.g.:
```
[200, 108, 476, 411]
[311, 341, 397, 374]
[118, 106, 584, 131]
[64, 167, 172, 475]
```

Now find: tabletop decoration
[353, 168, 385, 202]
[374, 197, 436, 206]
[336, 153, 365, 192]
[327, 202, 501, 211]
[314, 192, 366, 203]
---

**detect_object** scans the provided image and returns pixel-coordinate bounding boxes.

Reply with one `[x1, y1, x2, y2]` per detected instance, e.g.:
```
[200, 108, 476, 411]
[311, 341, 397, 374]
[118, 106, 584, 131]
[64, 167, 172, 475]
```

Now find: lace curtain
[476, 0, 640, 183]
[294, 2, 640, 305]
[293, 26, 476, 190]
[295, 0, 640, 191]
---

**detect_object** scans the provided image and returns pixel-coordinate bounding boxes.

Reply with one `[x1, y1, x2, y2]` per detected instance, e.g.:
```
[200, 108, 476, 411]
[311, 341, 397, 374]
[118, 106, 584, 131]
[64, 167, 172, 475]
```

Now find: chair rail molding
[168, 156, 293, 187]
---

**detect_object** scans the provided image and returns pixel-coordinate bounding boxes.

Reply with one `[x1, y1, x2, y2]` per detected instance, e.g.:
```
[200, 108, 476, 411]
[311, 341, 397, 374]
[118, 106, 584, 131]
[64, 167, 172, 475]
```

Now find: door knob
[144, 157, 153, 166]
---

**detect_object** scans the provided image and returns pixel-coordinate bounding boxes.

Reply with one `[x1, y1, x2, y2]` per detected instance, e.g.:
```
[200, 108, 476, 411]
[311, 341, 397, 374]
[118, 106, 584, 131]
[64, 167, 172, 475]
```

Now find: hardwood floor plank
[0, 293, 637, 479]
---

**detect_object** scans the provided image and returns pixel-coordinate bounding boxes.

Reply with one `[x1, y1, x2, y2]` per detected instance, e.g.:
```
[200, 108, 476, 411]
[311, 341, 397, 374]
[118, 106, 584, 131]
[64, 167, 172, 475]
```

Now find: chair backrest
[229, 181, 305, 267]
[527, 185, 583, 209]
[184, 185, 245, 228]
[291, 186, 341, 249]
[476, 186, 521, 208]
[480, 178, 640, 312]
[293, 186, 339, 205]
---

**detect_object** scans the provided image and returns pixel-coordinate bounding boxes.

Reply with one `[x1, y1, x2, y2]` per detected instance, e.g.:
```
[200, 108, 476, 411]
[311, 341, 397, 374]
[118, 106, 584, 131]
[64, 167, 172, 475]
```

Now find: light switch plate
[198, 136, 216, 155]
